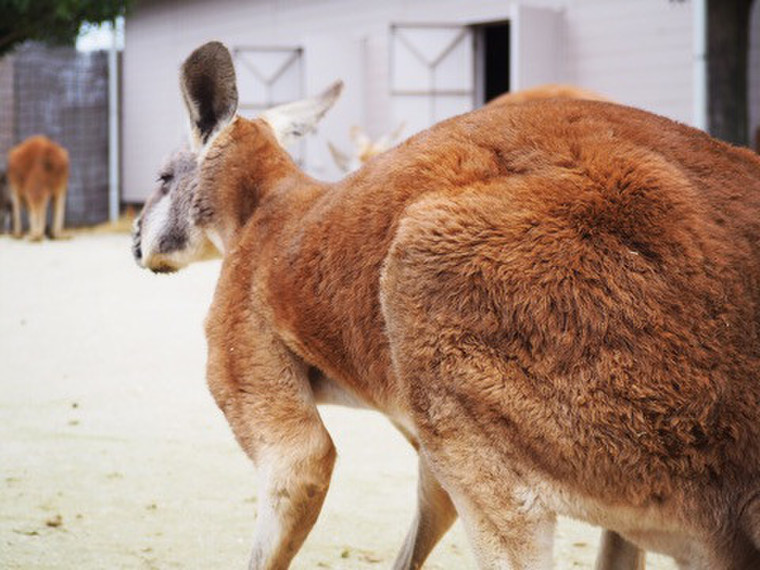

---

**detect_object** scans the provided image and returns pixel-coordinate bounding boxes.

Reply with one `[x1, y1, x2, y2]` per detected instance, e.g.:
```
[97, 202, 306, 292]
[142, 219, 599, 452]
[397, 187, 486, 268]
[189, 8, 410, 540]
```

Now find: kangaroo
[7, 135, 69, 241]
[486, 84, 608, 106]
[328, 123, 406, 173]
[135, 144, 646, 570]
[134, 41, 760, 569]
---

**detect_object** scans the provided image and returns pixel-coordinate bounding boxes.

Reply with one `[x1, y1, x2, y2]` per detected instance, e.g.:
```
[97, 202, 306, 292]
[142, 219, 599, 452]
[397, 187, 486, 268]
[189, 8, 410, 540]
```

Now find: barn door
[233, 46, 303, 114]
[390, 24, 474, 136]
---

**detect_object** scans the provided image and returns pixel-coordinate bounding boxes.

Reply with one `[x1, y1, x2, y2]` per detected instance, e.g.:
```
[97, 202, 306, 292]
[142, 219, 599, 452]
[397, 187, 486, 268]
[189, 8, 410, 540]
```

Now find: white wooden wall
[563, 0, 694, 125]
[123, 0, 705, 202]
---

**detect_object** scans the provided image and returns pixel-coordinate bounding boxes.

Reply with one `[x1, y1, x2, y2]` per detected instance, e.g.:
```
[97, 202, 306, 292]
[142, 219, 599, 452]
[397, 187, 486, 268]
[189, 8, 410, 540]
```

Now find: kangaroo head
[133, 41, 342, 273]
[132, 149, 218, 272]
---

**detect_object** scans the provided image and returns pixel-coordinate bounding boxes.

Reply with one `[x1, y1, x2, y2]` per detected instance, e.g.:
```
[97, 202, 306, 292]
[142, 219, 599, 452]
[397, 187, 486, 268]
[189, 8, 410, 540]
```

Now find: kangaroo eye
[157, 172, 174, 195]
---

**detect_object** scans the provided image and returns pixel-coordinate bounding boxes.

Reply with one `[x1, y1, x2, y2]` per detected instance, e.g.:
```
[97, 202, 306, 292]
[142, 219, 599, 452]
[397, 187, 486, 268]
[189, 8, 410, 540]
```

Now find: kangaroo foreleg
[208, 328, 336, 570]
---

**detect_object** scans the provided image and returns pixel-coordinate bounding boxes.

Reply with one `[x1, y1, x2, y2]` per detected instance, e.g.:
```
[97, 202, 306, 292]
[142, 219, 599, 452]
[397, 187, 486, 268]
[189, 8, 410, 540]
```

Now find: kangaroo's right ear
[262, 81, 343, 147]
[180, 41, 239, 150]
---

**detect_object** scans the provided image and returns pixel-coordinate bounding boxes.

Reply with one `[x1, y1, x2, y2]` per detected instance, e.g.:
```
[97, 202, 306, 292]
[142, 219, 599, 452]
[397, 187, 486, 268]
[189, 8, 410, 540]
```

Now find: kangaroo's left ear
[262, 81, 344, 147]
[180, 41, 239, 150]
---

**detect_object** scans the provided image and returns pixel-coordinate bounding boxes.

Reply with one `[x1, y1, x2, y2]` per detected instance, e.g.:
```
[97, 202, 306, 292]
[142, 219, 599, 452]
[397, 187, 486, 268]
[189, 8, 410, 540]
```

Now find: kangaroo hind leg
[393, 454, 458, 570]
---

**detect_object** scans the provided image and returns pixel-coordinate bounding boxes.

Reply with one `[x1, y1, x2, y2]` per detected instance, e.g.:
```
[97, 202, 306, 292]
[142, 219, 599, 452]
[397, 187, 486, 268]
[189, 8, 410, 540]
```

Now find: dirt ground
[0, 233, 678, 569]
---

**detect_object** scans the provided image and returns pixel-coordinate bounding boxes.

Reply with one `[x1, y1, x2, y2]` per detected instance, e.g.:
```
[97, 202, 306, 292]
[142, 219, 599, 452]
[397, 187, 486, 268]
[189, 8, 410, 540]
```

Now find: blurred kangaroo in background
[7, 135, 69, 241]
[328, 123, 406, 173]
[486, 84, 608, 107]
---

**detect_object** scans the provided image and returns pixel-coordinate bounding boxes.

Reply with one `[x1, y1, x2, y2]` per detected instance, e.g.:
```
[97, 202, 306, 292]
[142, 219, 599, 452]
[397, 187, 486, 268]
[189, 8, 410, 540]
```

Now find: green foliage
[0, 0, 130, 56]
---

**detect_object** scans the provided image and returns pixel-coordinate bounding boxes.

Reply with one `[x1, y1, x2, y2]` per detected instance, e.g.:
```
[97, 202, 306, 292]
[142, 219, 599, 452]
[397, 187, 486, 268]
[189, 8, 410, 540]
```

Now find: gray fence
[0, 43, 111, 227]
[0, 57, 15, 173]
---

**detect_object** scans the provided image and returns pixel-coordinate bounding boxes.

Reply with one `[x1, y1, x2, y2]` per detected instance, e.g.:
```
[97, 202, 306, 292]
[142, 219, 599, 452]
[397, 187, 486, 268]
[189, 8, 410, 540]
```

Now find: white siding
[123, 0, 699, 202]
[302, 33, 364, 179]
[511, 4, 563, 90]
[563, 0, 694, 123]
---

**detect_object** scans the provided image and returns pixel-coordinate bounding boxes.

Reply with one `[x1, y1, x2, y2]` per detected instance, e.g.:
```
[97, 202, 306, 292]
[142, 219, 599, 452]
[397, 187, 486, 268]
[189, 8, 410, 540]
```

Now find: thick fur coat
[135, 42, 760, 569]
[204, 101, 760, 567]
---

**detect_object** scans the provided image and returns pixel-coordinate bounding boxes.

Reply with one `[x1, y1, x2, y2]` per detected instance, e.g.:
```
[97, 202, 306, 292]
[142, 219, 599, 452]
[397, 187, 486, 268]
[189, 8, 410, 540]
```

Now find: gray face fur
[132, 149, 218, 273]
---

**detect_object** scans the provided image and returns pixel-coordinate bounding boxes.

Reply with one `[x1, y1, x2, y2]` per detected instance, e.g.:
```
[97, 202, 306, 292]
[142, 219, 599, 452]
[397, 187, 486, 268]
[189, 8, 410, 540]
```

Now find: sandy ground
[0, 233, 679, 569]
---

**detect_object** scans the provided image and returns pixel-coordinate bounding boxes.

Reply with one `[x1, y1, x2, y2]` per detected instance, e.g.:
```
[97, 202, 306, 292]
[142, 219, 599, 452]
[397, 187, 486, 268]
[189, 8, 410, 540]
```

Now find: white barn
[122, 0, 760, 203]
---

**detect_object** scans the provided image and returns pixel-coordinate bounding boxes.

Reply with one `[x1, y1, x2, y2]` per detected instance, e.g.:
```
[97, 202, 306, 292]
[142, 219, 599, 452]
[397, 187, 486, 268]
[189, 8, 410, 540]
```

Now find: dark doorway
[475, 21, 510, 105]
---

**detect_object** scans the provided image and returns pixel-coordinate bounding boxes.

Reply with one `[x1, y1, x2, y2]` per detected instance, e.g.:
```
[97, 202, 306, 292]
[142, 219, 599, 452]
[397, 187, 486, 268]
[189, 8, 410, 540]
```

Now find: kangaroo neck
[209, 121, 330, 253]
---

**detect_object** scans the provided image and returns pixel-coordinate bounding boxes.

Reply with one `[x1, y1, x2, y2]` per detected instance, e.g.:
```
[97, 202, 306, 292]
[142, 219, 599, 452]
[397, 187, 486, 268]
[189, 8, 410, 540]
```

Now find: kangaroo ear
[262, 81, 343, 147]
[327, 141, 352, 172]
[180, 41, 239, 150]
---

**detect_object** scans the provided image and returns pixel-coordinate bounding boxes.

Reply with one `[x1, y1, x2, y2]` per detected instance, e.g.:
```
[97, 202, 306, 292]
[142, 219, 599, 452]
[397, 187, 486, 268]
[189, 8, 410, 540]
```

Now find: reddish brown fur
[194, 100, 760, 567]
[7, 135, 69, 240]
[140, 43, 760, 568]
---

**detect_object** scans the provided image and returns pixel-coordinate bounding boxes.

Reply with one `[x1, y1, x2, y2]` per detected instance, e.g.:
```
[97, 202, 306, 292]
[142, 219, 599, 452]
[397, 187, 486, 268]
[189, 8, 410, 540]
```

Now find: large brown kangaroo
[133, 42, 760, 569]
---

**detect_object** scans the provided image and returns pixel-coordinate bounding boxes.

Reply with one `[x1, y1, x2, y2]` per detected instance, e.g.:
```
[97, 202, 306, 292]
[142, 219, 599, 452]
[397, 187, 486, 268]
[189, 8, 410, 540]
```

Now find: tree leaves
[0, 0, 130, 56]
